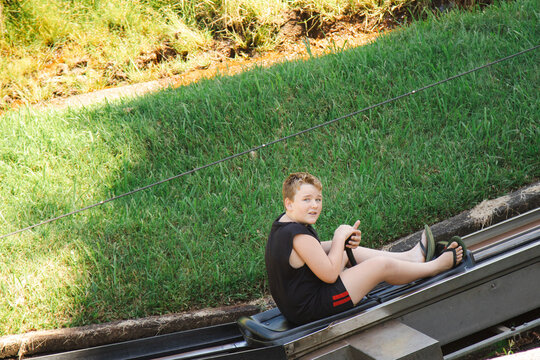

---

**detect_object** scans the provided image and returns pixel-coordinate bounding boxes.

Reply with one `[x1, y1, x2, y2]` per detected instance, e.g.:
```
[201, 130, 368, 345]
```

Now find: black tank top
[265, 214, 326, 324]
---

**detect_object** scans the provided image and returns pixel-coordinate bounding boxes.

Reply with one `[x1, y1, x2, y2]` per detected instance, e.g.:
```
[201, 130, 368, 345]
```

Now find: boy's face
[285, 183, 322, 225]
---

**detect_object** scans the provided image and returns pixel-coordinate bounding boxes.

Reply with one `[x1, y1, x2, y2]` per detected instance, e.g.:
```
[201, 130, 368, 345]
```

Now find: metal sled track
[31, 208, 540, 360]
[289, 232, 539, 359]
[287, 208, 540, 359]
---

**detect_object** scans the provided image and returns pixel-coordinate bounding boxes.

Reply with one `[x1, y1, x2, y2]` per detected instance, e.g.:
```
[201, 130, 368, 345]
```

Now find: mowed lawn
[0, 0, 538, 335]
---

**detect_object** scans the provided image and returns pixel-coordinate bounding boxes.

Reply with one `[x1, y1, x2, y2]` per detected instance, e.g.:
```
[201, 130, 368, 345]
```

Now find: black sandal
[434, 236, 467, 259]
[420, 224, 436, 261]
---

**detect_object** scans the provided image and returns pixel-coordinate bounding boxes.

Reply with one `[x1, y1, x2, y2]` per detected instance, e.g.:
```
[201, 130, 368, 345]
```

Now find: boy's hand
[335, 220, 361, 248]
[345, 233, 361, 248]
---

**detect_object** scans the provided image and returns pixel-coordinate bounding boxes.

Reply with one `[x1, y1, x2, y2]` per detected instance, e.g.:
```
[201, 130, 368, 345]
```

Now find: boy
[265, 172, 463, 325]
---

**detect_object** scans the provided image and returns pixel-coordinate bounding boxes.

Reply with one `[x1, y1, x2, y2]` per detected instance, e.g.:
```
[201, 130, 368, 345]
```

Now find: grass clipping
[470, 184, 540, 227]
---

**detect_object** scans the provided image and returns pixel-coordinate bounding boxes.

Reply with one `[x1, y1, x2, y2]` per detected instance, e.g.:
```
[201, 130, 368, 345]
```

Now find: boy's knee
[366, 256, 394, 274]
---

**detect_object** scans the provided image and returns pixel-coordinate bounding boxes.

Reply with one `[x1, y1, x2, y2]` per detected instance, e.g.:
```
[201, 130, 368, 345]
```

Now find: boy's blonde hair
[282, 172, 322, 201]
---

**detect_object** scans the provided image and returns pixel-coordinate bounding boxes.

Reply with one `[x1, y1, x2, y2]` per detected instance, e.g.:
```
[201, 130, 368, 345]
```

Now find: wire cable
[1, 44, 538, 240]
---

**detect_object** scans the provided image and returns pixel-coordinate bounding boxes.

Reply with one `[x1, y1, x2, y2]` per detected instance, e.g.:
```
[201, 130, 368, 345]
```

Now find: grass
[0, 0, 539, 335]
[0, 0, 476, 110]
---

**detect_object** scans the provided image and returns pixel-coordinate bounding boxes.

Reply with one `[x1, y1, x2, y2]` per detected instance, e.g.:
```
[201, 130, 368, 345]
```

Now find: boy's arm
[293, 222, 360, 283]
[321, 241, 351, 269]
[321, 241, 332, 254]
[293, 234, 344, 283]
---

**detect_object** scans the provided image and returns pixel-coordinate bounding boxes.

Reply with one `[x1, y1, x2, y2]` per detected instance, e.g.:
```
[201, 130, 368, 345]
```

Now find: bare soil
[5, 1, 492, 114]
[31, 17, 385, 113]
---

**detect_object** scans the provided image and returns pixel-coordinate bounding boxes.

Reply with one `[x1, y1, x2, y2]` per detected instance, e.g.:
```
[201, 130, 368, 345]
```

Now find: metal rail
[443, 316, 540, 360]
[30, 208, 540, 360]
[466, 207, 540, 252]
[29, 323, 250, 360]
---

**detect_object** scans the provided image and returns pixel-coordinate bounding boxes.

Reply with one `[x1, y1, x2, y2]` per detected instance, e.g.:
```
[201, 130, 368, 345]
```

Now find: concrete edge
[1, 181, 539, 359]
[383, 181, 540, 252]
[0, 301, 273, 359]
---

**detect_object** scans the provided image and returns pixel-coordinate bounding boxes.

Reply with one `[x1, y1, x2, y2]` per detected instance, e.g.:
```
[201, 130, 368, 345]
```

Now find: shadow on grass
[1, 0, 538, 333]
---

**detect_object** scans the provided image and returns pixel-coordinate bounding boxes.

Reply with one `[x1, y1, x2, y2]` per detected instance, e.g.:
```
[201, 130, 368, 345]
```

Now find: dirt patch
[29, 17, 383, 113]
[2, 0, 497, 114]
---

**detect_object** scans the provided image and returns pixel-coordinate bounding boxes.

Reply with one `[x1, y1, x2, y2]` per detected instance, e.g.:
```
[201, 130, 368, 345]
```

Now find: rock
[56, 63, 69, 75]
[2, 95, 13, 105]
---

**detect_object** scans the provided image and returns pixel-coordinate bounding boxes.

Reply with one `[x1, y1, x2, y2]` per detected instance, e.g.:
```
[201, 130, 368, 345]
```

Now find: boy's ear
[284, 197, 293, 211]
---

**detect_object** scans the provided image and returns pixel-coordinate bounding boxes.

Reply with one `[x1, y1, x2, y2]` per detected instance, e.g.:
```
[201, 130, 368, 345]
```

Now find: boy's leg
[351, 230, 428, 264]
[341, 243, 463, 304]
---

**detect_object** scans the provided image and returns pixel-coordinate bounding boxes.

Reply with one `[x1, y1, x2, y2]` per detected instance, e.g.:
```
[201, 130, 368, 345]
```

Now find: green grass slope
[0, 0, 538, 334]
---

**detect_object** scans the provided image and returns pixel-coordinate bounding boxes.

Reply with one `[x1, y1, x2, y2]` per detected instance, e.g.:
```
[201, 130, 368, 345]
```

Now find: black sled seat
[238, 251, 475, 347]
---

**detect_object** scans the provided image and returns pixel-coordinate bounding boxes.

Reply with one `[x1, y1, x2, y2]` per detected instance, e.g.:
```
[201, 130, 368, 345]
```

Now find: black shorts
[296, 276, 354, 324]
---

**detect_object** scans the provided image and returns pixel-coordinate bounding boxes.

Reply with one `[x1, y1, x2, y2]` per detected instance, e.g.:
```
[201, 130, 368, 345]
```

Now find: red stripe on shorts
[333, 296, 351, 307]
[332, 291, 351, 307]
[332, 291, 349, 301]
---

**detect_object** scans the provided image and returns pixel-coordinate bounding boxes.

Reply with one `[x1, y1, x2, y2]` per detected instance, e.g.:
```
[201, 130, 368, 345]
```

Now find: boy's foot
[434, 235, 467, 259]
[435, 242, 463, 271]
[412, 226, 436, 262]
[411, 230, 429, 263]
